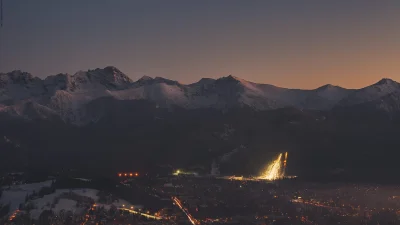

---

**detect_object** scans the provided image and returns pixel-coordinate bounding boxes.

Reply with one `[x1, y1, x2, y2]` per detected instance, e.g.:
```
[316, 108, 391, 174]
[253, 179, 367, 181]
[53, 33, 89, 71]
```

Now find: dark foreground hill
[1, 99, 400, 183]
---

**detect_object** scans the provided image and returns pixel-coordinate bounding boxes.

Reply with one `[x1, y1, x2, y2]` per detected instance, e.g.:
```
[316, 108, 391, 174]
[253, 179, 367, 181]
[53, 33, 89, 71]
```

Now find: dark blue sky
[1, 0, 399, 88]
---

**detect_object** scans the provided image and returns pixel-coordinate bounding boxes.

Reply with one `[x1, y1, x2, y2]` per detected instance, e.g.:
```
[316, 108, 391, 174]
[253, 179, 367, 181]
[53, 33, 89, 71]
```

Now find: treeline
[0, 202, 10, 218]
[53, 176, 117, 192]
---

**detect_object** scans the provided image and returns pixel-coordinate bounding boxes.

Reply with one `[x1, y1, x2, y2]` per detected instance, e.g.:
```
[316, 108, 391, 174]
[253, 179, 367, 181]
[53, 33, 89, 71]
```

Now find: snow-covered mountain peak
[316, 84, 338, 90]
[133, 75, 180, 86]
[215, 75, 262, 91]
[153, 77, 180, 86]
[0, 71, 45, 102]
[135, 75, 154, 86]
[44, 66, 131, 92]
[2, 66, 400, 124]
[337, 78, 400, 106]
[198, 78, 216, 83]
[374, 78, 398, 86]
[227, 74, 239, 80]
[137, 75, 153, 82]
[192, 78, 216, 86]
[89, 67, 133, 88]
[312, 84, 353, 102]
[0, 70, 38, 86]
[9, 70, 34, 78]
[368, 78, 400, 91]
[102, 66, 122, 73]
[217, 75, 241, 83]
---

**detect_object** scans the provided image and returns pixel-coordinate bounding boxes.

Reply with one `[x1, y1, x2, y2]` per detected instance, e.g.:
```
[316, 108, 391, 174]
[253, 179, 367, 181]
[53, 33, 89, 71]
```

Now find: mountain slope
[0, 67, 399, 124]
[0, 71, 45, 103]
[333, 91, 400, 121]
[1, 103, 400, 183]
[337, 78, 400, 107]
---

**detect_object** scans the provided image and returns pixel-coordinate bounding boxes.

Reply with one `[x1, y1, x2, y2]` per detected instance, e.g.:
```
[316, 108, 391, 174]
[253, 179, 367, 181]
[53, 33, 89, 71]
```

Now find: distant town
[1, 164, 399, 225]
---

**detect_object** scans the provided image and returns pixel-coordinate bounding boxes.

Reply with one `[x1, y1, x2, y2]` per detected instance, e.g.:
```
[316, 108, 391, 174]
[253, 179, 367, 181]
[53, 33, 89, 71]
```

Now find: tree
[0, 202, 10, 218]
[38, 187, 55, 197]
[97, 191, 107, 203]
[25, 201, 35, 212]
[38, 210, 53, 225]
[51, 179, 56, 191]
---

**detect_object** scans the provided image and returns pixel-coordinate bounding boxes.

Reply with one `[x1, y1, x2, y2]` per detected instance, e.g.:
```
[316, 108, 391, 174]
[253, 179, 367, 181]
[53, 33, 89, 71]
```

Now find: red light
[129, 173, 133, 177]
[118, 173, 122, 177]
[124, 173, 128, 176]
[135, 172, 139, 176]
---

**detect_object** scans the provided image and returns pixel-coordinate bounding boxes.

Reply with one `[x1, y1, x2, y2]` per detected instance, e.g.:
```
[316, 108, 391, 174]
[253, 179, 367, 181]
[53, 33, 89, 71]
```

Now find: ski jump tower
[211, 160, 220, 176]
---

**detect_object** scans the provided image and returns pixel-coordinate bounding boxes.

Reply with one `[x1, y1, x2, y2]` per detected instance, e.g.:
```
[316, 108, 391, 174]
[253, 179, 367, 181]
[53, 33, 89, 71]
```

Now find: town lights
[118, 172, 139, 177]
[173, 169, 182, 175]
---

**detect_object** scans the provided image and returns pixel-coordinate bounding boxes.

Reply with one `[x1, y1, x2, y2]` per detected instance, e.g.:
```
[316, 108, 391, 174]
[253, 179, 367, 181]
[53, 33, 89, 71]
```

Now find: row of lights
[121, 205, 160, 218]
[118, 172, 139, 177]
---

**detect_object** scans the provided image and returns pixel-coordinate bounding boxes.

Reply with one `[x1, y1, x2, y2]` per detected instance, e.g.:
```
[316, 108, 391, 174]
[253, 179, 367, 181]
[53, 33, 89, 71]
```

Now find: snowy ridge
[337, 78, 400, 106]
[0, 67, 399, 124]
[0, 71, 45, 102]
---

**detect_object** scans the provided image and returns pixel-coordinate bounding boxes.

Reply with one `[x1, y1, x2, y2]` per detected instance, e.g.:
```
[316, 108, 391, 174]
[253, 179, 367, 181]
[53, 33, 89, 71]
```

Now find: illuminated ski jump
[257, 152, 288, 180]
[222, 152, 293, 182]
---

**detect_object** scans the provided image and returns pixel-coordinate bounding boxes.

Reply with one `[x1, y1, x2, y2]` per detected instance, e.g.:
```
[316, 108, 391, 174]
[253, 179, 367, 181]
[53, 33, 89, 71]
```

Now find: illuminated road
[8, 210, 19, 221]
[118, 207, 164, 220]
[172, 196, 200, 225]
[292, 199, 341, 210]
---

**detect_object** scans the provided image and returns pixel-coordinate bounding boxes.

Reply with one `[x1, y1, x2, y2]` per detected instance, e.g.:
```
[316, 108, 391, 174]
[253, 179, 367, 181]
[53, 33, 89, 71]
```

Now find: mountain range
[1, 66, 400, 182]
[1, 66, 400, 124]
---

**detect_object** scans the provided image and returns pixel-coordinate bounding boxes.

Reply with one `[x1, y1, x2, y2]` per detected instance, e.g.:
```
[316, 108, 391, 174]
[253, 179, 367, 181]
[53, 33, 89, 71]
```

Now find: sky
[0, 0, 399, 89]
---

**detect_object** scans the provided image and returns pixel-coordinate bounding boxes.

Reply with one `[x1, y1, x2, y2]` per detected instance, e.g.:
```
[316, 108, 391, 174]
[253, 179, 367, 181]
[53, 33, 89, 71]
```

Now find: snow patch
[0, 180, 52, 210]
